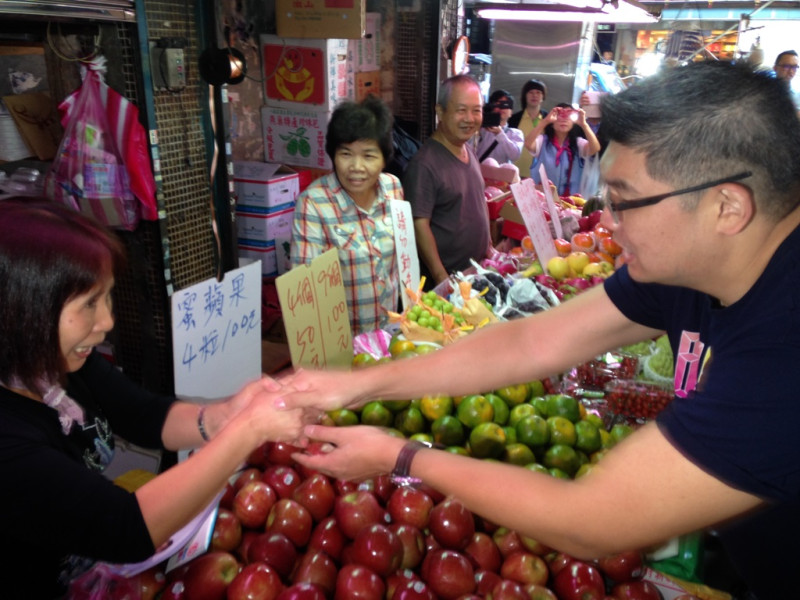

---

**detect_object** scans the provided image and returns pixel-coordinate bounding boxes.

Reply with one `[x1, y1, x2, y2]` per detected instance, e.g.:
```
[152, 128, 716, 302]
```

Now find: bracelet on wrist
[197, 406, 211, 442]
[390, 440, 443, 487]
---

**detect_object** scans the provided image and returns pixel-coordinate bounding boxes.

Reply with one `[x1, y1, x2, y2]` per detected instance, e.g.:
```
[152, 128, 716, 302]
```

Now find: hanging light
[199, 46, 247, 86]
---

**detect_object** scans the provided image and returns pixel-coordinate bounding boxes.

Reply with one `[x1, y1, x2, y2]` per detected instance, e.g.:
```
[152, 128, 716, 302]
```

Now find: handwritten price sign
[276, 249, 353, 370]
[171, 261, 262, 400]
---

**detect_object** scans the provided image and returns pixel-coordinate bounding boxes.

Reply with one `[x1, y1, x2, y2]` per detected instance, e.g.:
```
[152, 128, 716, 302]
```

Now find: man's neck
[527, 105, 541, 118]
[431, 130, 469, 162]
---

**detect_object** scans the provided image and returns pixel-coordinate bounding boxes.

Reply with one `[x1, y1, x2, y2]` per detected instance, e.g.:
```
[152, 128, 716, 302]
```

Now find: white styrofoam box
[236, 204, 295, 244]
[233, 161, 299, 209]
[262, 105, 333, 171]
[261, 35, 354, 113]
[239, 239, 278, 278]
[348, 12, 380, 73]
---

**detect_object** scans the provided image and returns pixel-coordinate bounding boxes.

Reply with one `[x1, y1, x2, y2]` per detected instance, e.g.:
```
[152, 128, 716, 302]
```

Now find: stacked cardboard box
[234, 161, 299, 277]
[260, 12, 381, 170]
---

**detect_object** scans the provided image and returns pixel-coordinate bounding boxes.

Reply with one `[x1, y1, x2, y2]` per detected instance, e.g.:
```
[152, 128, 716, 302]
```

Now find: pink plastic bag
[45, 59, 156, 229]
[67, 563, 141, 600]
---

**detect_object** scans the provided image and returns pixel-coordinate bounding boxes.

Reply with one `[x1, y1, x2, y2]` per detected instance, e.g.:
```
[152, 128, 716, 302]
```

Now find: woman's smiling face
[59, 274, 115, 372]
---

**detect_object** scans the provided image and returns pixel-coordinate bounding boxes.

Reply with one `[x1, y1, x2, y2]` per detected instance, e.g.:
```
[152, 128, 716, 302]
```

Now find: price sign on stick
[276, 249, 353, 370]
[392, 199, 420, 311]
[539, 163, 563, 239]
[510, 178, 558, 267]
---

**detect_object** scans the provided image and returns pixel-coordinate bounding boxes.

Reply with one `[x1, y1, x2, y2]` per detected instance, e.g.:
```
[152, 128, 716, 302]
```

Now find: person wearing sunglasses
[773, 49, 800, 114]
[279, 61, 800, 599]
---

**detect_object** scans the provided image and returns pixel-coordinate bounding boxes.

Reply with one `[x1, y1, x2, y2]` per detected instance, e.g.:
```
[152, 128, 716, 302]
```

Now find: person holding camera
[475, 90, 524, 165]
[524, 102, 601, 196]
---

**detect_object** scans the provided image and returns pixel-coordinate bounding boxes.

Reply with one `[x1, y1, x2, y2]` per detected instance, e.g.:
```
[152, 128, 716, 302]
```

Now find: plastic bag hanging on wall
[44, 56, 157, 230]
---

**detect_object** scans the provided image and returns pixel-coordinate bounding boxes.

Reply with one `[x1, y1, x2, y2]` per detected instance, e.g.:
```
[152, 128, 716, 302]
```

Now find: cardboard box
[239, 240, 279, 277]
[275, 0, 366, 40]
[262, 105, 332, 170]
[236, 204, 295, 244]
[233, 161, 299, 209]
[274, 236, 293, 275]
[355, 71, 380, 102]
[348, 12, 380, 72]
[261, 35, 353, 112]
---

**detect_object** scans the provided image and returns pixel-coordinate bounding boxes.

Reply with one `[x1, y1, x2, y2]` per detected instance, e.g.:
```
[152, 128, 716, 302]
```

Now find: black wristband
[390, 440, 442, 487]
[197, 406, 210, 442]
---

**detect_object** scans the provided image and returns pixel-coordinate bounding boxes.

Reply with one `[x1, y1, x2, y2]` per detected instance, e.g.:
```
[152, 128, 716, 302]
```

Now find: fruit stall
[84, 192, 732, 600]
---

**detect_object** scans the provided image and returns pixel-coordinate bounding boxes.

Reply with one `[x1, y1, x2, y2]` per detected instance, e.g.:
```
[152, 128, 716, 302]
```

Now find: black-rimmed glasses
[603, 171, 752, 224]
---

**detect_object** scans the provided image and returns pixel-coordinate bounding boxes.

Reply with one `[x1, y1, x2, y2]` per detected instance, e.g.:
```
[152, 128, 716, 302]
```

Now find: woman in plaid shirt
[290, 96, 403, 334]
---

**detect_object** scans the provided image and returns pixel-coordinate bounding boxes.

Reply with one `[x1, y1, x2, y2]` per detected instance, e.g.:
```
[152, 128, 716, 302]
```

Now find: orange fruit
[510, 246, 524, 256]
[553, 238, 572, 257]
[600, 237, 624, 256]
[593, 226, 612, 240]
[571, 232, 596, 253]
[521, 235, 535, 253]
[469, 422, 507, 459]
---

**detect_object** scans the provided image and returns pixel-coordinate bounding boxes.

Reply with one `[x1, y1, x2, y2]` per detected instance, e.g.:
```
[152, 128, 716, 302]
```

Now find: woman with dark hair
[524, 102, 601, 196]
[508, 79, 548, 175]
[0, 198, 306, 599]
[291, 95, 404, 334]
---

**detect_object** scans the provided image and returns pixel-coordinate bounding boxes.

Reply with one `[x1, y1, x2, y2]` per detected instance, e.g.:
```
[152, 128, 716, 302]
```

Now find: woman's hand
[292, 424, 406, 482]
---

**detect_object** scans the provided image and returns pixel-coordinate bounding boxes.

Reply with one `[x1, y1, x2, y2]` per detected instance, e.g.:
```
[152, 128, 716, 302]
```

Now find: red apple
[386, 487, 434, 530]
[247, 442, 272, 469]
[247, 532, 297, 579]
[234, 468, 264, 492]
[220, 482, 237, 511]
[268, 441, 302, 466]
[389, 523, 426, 570]
[334, 479, 359, 497]
[333, 491, 386, 539]
[292, 473, 336, 522]
[519, 534, 552, 557]
[546, 551, 575, 577]
[266, 499, 313, 548]
[596, 550, 645, 584]
[234, 481, 278, 529]
[334, 564, 386, 600]
[226, 562, 283, 600]
[386, 569, 420, 600]
[500, 551, 549, 586]
[421, 549, 475, 600]
[292, 550, 338, 597]
[370, 474, 395, 505]
[610, 581, 663, 600]
[160, 580, 186, 600]
[424, 532, 441, 555]
[491, 527, 522, 558]
[490, 579, 528, 600]
[275, 583, 326, 600]
[522, 583, 558, 600]
[475, 516, 499, 535]
[263, 465, 303, 500]
[474, 569, 503, 596]
[391, 579, 436, 600]
[135, 565, 166, 600]
[212, 508, 243, 553]
[464, 532, 502, 572]
[552, 561, 606, 600]
[182, 551, 240, 600]
[350, 523, 403, 577]
[428, 498, 475, 551]
[308, 516, 346, 562]
[237, 530, 261, 564]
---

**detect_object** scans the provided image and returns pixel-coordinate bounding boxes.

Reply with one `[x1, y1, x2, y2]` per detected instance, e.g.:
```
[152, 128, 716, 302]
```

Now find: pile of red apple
[135, 441, 702, 600]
